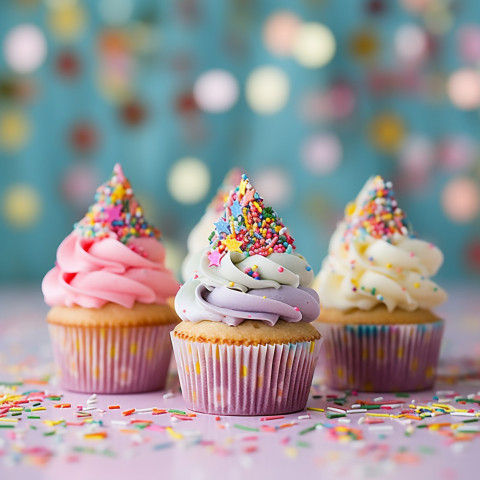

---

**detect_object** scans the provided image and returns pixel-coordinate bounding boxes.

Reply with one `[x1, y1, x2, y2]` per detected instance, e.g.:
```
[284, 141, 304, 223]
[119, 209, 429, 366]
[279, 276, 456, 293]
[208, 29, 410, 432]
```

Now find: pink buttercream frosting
[42, 233, 179, 309]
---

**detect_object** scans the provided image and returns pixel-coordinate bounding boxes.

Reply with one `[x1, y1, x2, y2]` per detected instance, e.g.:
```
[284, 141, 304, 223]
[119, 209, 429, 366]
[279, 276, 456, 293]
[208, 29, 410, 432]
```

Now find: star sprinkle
[343, 175, 413, 243]
[229, 200, 243, 218]
[208, 174, 295, 261]
[73, 163, 161, 243]
[103, 205, 122, 223]
[207, 249, 222, 267]
[241, 187, 256, 206]
[214, 219, 230, 235]
[223, 235, 243, 253]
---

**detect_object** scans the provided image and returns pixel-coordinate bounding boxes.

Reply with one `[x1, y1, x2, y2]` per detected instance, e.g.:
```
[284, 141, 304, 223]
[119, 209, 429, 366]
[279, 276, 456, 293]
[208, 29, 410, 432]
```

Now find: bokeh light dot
[193, 70, 239, 113]
[302, 134, 342, 175]
[253, 168, 292, 208]
[399, 135, 435, 174]
[263, 10, 301, 57]
[99, 0, 133, 25]
[45, 0, 77, 7]
[366, 0, 387, 15]
[61, 164, 99, 209]
[2, 184, 41, 229]
[394, 24, 428, 64]
[0, 109, 30, 152]
[168, 158, 210, 204]
[246, 66, 289, 115]
[48, 2, 86, 41]
[292, 23, 336, 68]
[4, 24, 47, 74]
[458, 25, 480, 63]
[350, 29, 379, 61]
[328, 83, 356, 119]
[424, 6, 453, 35]
[401, 0, 432, 13]
[442, 177, 480, 223]
[465, 237, 480, 272]
[56, 50, 81, 78]
[438, 136, 476, 172]
[369, 113, 406, 153]
[120, 99, 148, 126]
[447, 69, 480, 110]
[300, 84, 355, 123]
[70, 122, 98, 154]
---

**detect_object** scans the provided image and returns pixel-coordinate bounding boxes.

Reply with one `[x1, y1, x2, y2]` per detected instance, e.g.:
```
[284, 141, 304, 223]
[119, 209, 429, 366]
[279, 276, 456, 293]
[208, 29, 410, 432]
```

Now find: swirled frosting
[43, 234, 179, 308]
[316, 176, 447, 312]
[176, 174, 320, 326]
[42, 164, 179, 309]
[182, 168, 242, 282]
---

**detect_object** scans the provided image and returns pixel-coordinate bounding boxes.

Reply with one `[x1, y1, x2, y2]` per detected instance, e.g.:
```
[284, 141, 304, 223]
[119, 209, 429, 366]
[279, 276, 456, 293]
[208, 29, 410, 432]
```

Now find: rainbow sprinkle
[343, 175, 413, 243]
[73, 163, 160, 244]
[208, 174, 295, 262]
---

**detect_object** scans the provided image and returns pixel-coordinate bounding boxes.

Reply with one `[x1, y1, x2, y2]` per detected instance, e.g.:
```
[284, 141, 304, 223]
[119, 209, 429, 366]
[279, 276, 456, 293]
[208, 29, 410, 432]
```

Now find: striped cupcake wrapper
[171, 334, 322, 416]
[48, 323, 175, 393]
[318, 320, 444, 392]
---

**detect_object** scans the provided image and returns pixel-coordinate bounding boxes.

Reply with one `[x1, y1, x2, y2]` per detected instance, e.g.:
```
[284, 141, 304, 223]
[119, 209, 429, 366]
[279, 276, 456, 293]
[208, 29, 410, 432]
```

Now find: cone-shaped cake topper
[74, 163, 161, 243]
[343, 175, 413, 243]
[207, 174, 295, 266]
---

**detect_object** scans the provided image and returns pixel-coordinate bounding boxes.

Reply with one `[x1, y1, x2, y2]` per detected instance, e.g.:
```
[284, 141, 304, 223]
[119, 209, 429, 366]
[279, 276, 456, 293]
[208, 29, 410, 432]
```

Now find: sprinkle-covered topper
[207, 174, 295, 265]
[74, 163, 161, 243]
[342, 175, 413, 243]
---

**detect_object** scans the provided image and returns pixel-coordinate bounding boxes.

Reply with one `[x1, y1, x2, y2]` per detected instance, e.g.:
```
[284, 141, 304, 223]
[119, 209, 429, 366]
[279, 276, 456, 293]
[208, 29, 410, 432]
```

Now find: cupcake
[315, 175, 447, 392]
[172, 174, 321, 415]
[181, 168, 242, 282]
[42, 164, 180, 393]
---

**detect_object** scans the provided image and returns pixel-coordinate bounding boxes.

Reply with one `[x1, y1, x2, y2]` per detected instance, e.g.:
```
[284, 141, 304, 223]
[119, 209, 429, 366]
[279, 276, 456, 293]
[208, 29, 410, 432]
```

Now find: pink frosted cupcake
[172, 174, 321, 415]
[42, 164, 180, 393]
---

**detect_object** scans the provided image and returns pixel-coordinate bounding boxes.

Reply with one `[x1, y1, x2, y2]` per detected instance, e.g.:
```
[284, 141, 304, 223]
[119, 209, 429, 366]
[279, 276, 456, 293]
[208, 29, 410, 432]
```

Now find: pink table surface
[0, 284, 479, 480]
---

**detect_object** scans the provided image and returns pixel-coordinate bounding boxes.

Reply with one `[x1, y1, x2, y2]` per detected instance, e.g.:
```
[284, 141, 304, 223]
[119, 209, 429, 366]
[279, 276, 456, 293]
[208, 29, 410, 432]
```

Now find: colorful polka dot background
[1, 0, 480, 282]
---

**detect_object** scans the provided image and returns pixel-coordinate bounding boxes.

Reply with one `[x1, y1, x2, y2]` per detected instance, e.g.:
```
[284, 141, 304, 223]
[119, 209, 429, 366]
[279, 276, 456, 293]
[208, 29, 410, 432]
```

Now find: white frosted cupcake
[315, 175, 447, 392]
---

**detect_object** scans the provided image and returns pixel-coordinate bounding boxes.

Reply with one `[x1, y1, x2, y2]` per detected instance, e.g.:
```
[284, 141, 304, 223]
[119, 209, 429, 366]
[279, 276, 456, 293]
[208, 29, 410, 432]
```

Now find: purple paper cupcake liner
[317, 320, 444, 392]
[48, 323, 175, 393]
[171, 334, 322, 416]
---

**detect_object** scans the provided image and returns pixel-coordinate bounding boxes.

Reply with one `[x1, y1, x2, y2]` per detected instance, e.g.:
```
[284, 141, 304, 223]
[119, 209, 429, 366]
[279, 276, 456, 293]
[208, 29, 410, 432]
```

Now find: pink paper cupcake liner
[317, 320, 444, 392]
[48, 323, 175, 393]
[171, 334, 322, 416]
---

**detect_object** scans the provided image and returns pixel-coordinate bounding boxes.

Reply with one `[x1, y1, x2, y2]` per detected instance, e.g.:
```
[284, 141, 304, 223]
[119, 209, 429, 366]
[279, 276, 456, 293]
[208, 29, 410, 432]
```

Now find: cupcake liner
[48, 323, 175, 393]
[317, 320, 444, 392]
[171, 334, 322, 415]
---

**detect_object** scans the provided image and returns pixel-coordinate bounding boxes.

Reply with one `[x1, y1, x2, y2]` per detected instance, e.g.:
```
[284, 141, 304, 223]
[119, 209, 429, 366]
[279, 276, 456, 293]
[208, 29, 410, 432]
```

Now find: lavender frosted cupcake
[315, 175, 447, 392]
[172, 174, 321, 415]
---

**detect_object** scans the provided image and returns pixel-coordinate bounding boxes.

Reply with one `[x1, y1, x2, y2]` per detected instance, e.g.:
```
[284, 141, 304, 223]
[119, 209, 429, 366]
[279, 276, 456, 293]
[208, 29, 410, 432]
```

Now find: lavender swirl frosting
[175, 249, 320, 326]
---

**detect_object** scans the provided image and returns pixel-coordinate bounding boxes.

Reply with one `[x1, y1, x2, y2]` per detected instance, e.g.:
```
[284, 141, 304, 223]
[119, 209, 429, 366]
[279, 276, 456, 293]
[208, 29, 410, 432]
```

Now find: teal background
[0, 0, 479, 283]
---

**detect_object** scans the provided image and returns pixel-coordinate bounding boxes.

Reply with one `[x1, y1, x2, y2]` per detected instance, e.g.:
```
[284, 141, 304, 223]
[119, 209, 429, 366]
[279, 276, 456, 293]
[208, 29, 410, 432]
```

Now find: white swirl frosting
[315, 222, 447, 312]
[181, 210, 219, 282]
[191, 249, 314, 292]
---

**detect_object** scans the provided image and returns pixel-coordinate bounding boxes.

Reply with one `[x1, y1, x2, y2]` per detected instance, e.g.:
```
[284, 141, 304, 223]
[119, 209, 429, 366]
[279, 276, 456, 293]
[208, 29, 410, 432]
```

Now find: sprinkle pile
[1, 378, 480, 470]
[343, 175, 413, 243]
[208, 174, 295, 263]
[73, 163, 160, 243]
